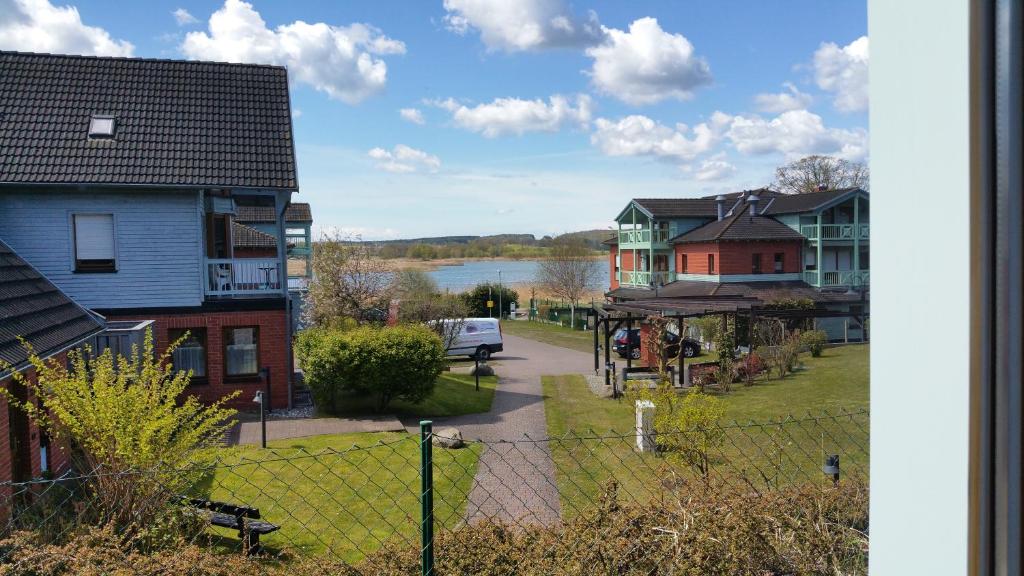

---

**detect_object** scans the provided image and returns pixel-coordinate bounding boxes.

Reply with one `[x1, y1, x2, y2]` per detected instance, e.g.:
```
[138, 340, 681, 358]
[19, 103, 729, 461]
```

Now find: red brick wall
[675, 241, 802, 276]
[104, 309, 291, 410]
[675, 243, 721, 274]
[608, 246, 619, 290]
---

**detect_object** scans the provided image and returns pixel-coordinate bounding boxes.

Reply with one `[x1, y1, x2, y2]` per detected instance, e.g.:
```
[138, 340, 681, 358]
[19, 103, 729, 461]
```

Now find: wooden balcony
[803, 269, 870, 288]
[800, 223, 870, 241]
[617, 270, 673, 287]
[618, 228, 670, 249]
[206, 258, 283, 297]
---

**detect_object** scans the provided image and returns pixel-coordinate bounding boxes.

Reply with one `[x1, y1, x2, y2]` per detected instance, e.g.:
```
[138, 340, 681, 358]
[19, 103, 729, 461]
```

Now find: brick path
[409, 332, 595, 527]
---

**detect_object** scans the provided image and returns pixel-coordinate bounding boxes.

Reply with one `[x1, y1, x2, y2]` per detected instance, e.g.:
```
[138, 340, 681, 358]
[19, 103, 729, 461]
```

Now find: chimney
[715, 195, 726, 221]
[748, 193, 760, 216]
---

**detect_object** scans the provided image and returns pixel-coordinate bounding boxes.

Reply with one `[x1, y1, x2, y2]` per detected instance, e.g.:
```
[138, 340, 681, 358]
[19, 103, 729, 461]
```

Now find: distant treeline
[361, 230, 611, 260]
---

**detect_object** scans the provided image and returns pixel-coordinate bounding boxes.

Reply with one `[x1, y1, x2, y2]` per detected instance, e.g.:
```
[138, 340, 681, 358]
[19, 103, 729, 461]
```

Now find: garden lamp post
[253, 391, 267, 449]
[497, 270, 503, 320]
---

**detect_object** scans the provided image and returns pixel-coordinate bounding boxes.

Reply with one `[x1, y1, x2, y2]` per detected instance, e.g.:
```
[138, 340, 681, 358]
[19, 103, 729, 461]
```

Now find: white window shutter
[74, 214, 115, 260]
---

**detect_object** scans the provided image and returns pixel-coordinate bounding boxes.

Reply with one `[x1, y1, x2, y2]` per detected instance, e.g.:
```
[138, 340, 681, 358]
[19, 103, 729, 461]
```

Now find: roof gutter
[0, 181, 299, 193]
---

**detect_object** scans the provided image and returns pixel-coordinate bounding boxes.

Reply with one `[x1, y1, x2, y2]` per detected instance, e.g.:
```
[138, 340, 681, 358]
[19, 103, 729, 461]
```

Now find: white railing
[804, 269, 870, 288]
[800, 224, 870, 241]
[206, 258, 283, 296]
[619, 270, 672, 287]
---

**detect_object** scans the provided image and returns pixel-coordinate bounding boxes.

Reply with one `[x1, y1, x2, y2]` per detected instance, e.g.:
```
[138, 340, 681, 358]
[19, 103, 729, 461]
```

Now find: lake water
[428, 259, 611, 292]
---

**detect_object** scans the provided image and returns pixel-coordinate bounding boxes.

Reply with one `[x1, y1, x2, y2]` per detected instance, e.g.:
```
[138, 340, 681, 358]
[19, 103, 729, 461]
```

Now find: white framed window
[224, 327, 259, 377]
[72, 213, 116, 272]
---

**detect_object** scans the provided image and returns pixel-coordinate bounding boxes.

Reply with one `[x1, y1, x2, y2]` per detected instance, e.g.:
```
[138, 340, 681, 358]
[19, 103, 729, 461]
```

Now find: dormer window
[88, 115, 116, 138]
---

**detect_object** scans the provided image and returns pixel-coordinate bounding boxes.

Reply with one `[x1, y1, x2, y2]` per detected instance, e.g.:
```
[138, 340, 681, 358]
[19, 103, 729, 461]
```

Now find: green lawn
[317, 372, 497, 419]
[500, 319, 598, 354]
[542, 344, 870, 517]
[197, 432, 480, 564]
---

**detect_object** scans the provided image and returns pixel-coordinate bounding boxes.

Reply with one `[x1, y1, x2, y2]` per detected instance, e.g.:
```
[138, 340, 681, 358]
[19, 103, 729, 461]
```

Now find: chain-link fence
[0, 409, 868, 575]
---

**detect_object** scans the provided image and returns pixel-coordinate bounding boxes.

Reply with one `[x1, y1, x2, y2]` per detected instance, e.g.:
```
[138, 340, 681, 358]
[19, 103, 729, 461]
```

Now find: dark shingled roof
[236, 203, 312, 224]
[0, 51, 297, 189]
[671, 211, 806, 244]
[760, 188, 864, 215]
[0, 239, 104, 373]
[232, 222, 278, 249]
[632, 198, 720, 218]
[609, 280, 864, 304]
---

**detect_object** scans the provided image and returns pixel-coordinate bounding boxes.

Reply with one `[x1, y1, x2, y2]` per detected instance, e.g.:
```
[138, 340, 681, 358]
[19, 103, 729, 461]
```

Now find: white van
[443, 318, 503, 360]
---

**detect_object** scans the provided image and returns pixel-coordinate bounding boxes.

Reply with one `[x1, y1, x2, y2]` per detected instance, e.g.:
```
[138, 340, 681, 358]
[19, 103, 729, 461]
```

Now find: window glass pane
[88, 116, 114, 136]
[74, 214, 115, 260]
[225, 327, 258, 375]
[170, 329, 206, 378]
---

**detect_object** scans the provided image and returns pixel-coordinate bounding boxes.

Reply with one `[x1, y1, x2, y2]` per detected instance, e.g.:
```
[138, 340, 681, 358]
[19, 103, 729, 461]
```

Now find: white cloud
[442, 0, 602, 51]
[291, 108, 302, 119]
[368, 144, 441, 173]
[586, 17, 711, 105]
[753, 82, 813, 114]
[400, 107, 425, 125]
[180, 0, 405, 104]
[432, 94, 593, 137]
[813, 35, 868, 113]
[590, 113, 730, 162]
[723, 109, 867, 161]
[693, 154, 736, 181]
[0, 0, 133, 56]
[173, 7, 198, 26]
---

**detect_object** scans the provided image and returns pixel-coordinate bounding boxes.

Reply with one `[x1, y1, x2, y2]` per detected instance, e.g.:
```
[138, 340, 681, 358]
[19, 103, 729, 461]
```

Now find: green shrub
[295, 324, 447, 413]
[800, 329, 828, 357]
[460, 283, 519, 317]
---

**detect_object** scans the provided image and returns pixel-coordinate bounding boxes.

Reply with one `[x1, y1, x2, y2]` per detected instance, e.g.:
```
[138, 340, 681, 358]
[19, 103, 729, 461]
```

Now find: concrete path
[408, 333, 594, 527]
[233, 415, 405, 446]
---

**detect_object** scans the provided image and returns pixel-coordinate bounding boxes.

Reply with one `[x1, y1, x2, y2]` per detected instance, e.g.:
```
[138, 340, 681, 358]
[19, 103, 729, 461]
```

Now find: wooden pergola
[587, 296, 869, 383]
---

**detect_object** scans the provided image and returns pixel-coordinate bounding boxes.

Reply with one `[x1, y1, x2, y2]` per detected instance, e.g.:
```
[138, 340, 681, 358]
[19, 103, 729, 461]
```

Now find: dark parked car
[612, 328, 701, 360]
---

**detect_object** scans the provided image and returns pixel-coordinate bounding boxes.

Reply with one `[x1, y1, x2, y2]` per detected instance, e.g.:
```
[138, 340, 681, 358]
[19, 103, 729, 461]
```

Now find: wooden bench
[179, 497, 279, 555]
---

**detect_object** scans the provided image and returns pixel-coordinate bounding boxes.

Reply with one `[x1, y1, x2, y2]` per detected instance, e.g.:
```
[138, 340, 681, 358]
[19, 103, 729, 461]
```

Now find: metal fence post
[420, 420, 434, 576]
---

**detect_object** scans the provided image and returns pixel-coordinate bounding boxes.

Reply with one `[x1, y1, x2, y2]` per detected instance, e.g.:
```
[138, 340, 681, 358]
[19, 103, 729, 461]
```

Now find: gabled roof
[232, 222, 278, 249]
[0, 239, 104, 374]
[236, 203, 312, 224]
[0, 51, 297, 189]
[671, 210, 806, 244]
[760, 187, 866, 215]
[630, 198, 720, 219]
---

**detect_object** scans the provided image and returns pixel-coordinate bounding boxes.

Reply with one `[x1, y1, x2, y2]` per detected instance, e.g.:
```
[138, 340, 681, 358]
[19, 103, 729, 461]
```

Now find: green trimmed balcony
[800, 223, 870, 242]
[617, 228, 670, 249]
[617, 270, 672, 287]
[803, 269, 870, 288]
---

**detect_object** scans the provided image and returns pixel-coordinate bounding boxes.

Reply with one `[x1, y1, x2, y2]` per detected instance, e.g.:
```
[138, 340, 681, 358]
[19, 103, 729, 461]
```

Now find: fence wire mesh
[0, 409, 868, 575]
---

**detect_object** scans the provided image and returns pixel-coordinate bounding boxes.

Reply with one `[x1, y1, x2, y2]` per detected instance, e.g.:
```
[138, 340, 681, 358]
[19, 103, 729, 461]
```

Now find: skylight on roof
[88, 115, 115, 138]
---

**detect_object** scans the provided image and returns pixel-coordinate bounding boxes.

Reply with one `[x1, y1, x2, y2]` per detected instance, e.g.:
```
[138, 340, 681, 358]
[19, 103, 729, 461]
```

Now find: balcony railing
[617, 270, 672, 287]
[800, 224, 870, 241]
[803, 269, 870, 288]
[618, 228, 670, 246]
[206, 258, 283, 296]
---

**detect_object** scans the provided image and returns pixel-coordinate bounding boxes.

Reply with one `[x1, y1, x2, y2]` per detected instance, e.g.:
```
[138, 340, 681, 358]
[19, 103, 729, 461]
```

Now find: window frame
[707, 254, 716, 274]
[169, 328, 209, 385]
[71, 212, 117, 273]
[223, 326, 261, 380]
[681, 253, 688, 273]
[752, 253, 762, 274]
[774, 252, 785, 273]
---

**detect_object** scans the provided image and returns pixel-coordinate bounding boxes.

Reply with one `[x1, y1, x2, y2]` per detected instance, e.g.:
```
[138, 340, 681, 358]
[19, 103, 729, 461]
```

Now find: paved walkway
[233, 415, 405, 446]
[407, 333, 594, 527]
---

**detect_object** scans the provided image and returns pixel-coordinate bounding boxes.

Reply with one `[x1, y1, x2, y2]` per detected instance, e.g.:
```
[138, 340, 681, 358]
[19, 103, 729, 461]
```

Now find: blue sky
[1, 0, 867, 239]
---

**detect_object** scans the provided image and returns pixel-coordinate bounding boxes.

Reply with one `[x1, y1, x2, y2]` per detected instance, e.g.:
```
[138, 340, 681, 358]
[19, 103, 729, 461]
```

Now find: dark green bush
[460, 283, 519, 317]
[800, 329, 828, 357]
[295, 324, 447, 412]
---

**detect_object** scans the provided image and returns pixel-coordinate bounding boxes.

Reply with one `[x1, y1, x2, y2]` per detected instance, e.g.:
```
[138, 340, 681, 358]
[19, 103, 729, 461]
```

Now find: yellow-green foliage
[629, 384, 726, 478]
[1, 330, 237, 530]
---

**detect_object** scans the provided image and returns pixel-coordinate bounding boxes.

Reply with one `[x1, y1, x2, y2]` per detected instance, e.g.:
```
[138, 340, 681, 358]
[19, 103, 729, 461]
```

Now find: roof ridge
[0, 50, 288, 72]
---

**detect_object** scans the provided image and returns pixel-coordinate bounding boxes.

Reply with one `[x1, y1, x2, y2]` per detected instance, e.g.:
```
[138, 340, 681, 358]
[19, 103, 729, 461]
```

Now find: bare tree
[304, 234, 394, 327]
[773, 155, 869, 194]
[536, 236, 600, 328]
